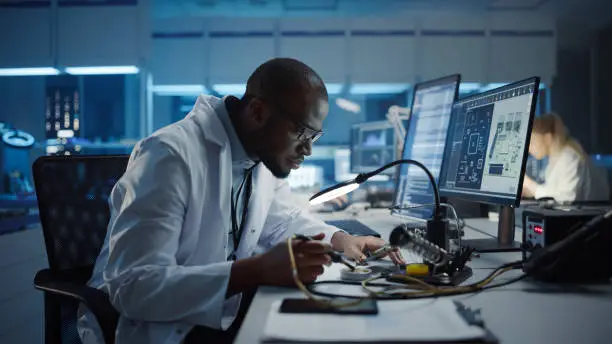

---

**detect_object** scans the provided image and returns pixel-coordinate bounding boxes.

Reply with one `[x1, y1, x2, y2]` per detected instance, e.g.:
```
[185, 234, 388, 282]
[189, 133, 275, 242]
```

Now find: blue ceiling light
[480, 83, 508, 91]
[325, 83, 344, 95]
[212, 84, 247, 96]
[481, 82, 546, 92]
[212, 83, 343, 96]
[152, 84, 208, 96]
[0, 67, 60, 76]
[65, 66, 140, 75]
[459, 83, 482, 93]
[335, 98, 361, 113]
[349, 83, 410, 95]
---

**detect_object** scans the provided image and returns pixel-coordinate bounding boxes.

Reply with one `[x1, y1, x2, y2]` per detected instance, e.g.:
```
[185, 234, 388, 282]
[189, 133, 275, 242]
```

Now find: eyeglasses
[287, 118, 324, 144]
[246, 95, 324, 144]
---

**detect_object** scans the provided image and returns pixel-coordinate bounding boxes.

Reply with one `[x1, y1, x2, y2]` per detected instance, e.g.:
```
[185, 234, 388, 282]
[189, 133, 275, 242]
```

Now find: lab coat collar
[190, 94, 229, 148]
[214, 96, 257, 169]
[190, 95, 258, 169]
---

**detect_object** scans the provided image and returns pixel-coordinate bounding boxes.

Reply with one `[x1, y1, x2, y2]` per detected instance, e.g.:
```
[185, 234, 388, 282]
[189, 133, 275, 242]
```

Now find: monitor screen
[350, 121, 396, 175]
[439, 77, 540, 206]
[393, 75, 460, 220]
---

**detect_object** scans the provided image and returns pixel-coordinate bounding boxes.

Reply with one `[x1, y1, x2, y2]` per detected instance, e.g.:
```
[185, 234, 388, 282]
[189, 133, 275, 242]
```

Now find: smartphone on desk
[279, 298, 378, 315]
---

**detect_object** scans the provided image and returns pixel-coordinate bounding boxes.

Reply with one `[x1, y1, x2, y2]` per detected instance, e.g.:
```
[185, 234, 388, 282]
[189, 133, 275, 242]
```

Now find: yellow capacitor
[406, 263, 430, 276]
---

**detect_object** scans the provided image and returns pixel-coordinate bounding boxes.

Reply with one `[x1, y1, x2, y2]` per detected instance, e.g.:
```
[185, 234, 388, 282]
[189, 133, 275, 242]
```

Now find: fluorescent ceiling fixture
[57, 129, 75, 138]
[213, 84, 246, 96]
[459, 83, 482, 92]
[325, 83, 344, 95]
[152, 84, 207, 96]
[480, 83, 508, 91]
[335, 98, 361, 113]
[481, 82, 545, 92]
[46, 145, 59, 154]
[350, 83, 409, 95]
[65, 66, 139, 75]
[0, 67, 59, 76]
[489, 0, 543, 9]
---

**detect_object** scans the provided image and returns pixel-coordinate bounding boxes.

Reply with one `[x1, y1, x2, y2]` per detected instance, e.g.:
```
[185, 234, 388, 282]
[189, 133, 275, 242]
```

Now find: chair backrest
[33, 155, 129, 271]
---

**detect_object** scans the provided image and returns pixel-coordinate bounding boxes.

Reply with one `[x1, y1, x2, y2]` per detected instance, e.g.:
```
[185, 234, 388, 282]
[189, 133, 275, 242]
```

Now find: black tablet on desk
[324, 219, 381, 238]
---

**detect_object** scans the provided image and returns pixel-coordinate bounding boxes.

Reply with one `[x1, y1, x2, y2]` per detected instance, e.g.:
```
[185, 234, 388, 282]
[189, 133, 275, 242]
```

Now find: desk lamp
[310, 159, 473, 286]
[309, 159, 448, 250]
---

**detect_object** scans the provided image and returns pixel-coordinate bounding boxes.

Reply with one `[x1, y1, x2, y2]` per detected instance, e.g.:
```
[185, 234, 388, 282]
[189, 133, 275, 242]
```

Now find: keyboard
[326, 218, 467, 243]
[325, 219, 382, 237]
[325, 219, 428, 238]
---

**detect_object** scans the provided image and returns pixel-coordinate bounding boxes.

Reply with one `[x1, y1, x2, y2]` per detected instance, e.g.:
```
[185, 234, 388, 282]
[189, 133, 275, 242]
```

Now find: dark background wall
[596, 24, 612, 154]
[551, 48, 593, 152]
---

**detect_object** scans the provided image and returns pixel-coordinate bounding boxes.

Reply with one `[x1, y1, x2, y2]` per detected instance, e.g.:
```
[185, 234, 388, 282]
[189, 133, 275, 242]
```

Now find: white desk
[235, 209, 612, 344]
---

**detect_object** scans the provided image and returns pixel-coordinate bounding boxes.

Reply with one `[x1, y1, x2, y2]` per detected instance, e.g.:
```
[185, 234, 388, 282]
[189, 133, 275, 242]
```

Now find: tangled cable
[288, 235, 525, 303]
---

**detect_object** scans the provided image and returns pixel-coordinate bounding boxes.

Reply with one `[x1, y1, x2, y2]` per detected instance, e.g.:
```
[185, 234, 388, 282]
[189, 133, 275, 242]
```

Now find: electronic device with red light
[532, 225, 543, 235]
[522, 206, 612, 282]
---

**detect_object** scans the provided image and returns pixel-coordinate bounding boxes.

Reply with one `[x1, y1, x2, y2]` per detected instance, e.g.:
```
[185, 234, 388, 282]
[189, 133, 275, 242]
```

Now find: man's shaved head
[243, 58, 328, 103]
[230, 58, 330, 179]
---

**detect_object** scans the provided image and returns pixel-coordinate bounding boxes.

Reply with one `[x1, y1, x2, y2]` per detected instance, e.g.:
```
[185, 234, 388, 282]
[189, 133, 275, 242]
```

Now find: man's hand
[331, 231, 405, 265]
[228, 233, 331, 295]
[256, 233, 331, 286]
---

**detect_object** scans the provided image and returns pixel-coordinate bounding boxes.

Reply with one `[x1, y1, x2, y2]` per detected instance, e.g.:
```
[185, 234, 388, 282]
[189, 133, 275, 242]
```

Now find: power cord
[289, 201, 523, 303]
[304, 260, 524, 300]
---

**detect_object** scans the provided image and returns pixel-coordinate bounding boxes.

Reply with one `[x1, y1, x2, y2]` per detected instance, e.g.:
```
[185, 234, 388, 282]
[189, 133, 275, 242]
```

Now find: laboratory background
[0, 0, 612, 343]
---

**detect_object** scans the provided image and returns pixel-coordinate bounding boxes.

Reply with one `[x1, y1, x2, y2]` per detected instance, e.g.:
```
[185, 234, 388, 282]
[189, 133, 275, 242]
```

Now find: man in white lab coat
[78, 58, 401, 344]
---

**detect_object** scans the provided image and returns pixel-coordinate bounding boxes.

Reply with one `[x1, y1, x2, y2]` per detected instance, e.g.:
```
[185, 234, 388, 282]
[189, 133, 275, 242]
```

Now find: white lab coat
[77, 95, 340, 344]
[534, 145, 610, 202]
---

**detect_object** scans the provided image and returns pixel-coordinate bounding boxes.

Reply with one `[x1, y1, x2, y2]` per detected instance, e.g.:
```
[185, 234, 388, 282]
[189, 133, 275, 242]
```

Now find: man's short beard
[260, 156, 290, 179]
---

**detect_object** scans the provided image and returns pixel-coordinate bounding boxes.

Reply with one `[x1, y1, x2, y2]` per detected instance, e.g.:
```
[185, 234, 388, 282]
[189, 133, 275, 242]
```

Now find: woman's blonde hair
[531, 113, 586, 159]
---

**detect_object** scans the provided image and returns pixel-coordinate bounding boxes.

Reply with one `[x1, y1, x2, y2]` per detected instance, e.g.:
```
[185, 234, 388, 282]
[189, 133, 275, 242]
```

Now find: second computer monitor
[393, 74, 461, 219]
[439, 77, 540, 206]
[350, 121, 397, 175]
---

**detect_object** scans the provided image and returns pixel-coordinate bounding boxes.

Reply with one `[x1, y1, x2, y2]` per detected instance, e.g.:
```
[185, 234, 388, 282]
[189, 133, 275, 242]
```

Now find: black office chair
[32, 155, 129, 344]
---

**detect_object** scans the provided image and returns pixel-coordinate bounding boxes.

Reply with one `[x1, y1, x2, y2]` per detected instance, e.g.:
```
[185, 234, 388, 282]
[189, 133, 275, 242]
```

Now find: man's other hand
[331, 231, 405, 265]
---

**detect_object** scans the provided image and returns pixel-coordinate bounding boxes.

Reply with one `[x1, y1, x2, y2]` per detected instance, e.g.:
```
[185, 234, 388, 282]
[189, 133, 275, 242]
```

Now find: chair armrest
[34, 267, 118, 344]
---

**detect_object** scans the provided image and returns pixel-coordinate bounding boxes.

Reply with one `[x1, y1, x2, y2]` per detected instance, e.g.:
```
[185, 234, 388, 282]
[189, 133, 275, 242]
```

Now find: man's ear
[247, 97, 270, 128]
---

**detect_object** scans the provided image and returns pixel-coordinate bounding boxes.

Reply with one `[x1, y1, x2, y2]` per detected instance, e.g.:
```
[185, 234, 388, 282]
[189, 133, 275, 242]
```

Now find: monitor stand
[462, 206, 522, 253]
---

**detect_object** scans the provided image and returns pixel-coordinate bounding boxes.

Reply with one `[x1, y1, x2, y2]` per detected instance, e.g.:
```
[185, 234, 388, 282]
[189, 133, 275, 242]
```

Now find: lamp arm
[356, 159, 441, 217]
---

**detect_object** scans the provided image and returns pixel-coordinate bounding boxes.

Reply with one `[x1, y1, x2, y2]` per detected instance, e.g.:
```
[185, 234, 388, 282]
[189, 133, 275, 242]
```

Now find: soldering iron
[294, 234, 357, 271]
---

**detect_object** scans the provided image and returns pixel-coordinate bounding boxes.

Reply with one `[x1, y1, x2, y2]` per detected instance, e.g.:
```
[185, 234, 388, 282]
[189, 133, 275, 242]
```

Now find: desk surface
[235, 209, 612, 344]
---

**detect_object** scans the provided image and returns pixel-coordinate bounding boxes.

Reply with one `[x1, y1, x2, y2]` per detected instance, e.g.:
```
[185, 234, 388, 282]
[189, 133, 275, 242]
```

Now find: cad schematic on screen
[442, 83, 534, 198]
[395, 81, 456, 218]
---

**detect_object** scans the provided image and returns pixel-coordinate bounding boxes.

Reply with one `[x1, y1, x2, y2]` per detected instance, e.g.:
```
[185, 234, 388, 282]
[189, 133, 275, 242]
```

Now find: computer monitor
[393, 74, 461, 220]
[350, 121, 396, 176]
[439, 77, 540, 252]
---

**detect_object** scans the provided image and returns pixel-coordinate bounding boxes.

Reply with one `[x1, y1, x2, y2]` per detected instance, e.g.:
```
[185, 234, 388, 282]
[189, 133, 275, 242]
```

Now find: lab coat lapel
[190, 95, 232, 242]
[234, 164, 275, 258]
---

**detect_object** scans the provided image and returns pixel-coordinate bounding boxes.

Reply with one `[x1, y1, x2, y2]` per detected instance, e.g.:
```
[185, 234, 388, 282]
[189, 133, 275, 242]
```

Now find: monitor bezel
[438, 76, 541, 207]
[349, 120, 397, 175]
[391, 74, 461, 217]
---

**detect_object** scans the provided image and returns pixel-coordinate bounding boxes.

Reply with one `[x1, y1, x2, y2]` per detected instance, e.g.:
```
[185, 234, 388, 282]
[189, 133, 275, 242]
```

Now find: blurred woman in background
[522, 113, 610, 202]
